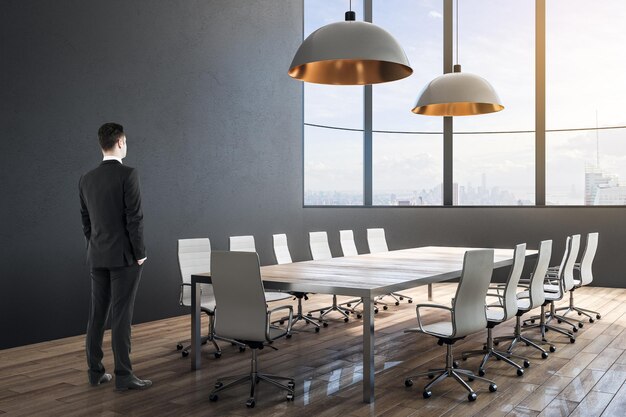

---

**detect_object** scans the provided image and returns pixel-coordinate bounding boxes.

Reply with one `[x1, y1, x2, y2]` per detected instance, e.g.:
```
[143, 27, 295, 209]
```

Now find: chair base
[308, 294, 355, 322]
[273, 293, 323, 333]
[338, 298, 378, 316]
[178, 311, 246, 357]
[522, 303, 576, 344]
[404, 344, 497, 402]
[554, 288, 601, 323]
[494, 315, 554, 358]
[461, 327, 529, 376]
[209, 349, 294, 408]
[375, 292, 413, 307]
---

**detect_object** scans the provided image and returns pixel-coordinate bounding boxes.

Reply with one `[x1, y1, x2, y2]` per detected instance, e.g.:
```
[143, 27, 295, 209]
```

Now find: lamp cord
[455, 0, 459, 65]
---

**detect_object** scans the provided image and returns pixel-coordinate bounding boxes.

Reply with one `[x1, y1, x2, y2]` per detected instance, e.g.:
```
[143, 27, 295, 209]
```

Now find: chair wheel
[209, 393, 218, 402]
[467, 376, 474, 382]
[375, 308, 379, 314]
[286, 393, 294, 401]
[239, 346, 246, 352]
[408, 299, 413, 303]
[323, 322, 329, 328]
[542, 351, 549, 359]
[570, 337, 576, 343]
[452, 361, 459, 368]
[405, 379, 413, 387]
[549, 345, 556, 353]
[346, 303, 352, 307]
[530, 319, 536, 324]
[288, 381, 295, 389]
[493, 340, 499, 346]
[572, 327, 578, 333]
[399, 296, 404, 300]
[182, 351, 189, 357]
[483, 345, 487, 350]
[468, 392, 477, 401]
[577, 311, 582, 316]
[427, 373, 434, 379]
[315, 326, 320, 333]
[320, 310, 325, 315]
[383, 306, 388, 311]
[596, 314, 601, 319]
[176, 343, 183, 350]
[246, 398, 255, 408]
[286, 333, 292, 339]
[214, 382, 223, 389]
[517, 368, 524, 376]
[557, 319, 562, 324]
[214, 352, 222, 359]
[423, 390, 432, 399]
[279, 320, 285, 325]
[344, 317, 349, 323]
[395, 302, 400, 306]
[489, 383, 497, 393]
[578, 322, 584, 328]
[589, 318, 595, 323]
[523, 360, 530, 368]
[357, 314, 362, 319]
[479, 369, 485, 377]
[307, 313, 313, 318]
[545, 327, 549, 332]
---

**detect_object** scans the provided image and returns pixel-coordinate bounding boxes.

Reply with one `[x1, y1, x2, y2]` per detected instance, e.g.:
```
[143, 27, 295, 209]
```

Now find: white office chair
[494, 240, 555, 358]
[523, 235, 579, 344]
[208, 251, 294, 409]
[403, 250, 498, 402]
[367, 228, 413, 307]
[306, 231, 354, 322]
[176, 238, 245, 358]
[272, 233, 321, 332]
[338, 230, 377, 316]
[555, 232, 601, 323]
[229, 235, 291, 303]
[461, 244, 530, 376]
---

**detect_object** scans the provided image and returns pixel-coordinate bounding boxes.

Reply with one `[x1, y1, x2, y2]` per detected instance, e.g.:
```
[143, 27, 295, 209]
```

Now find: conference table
[190, 246, 535, 403]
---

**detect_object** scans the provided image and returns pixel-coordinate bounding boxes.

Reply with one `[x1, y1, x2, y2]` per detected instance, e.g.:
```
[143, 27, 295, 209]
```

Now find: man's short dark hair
[98, 122, 124, 151]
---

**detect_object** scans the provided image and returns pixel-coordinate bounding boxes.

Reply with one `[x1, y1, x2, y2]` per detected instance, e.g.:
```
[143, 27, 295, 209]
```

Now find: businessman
[79, 122, 151, 391]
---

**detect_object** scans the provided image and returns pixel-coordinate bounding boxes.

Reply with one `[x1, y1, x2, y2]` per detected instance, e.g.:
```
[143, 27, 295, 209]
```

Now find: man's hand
[137, 257, 147, 266]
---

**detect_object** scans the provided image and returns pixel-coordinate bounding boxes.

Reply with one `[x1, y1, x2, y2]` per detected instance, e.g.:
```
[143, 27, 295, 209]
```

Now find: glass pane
[546, 0, 626, 205]
[304, 0, 363, 129]
[546, 129, 626, 205]
[372, 0, 443, 132]
[454, 133, 535, 205]
[453, 0, 534, 132]
[304, 125, 363, 205]
[373, 133, 443, 205]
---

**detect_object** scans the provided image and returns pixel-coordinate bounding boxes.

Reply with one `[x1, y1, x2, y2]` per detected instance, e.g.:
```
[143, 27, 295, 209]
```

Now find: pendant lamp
[288, 5, 412, 85]
[412, 1, 503, 116]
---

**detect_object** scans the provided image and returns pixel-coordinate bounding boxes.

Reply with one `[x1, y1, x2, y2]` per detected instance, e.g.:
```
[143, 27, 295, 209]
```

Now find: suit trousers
[86, 263, 143, 382]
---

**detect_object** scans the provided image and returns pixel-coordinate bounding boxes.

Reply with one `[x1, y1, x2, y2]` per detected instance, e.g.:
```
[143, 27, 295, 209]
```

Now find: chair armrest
[179, 283, 192, 305]
[266, 305, 294, 338]
[413, 304, 453, 334]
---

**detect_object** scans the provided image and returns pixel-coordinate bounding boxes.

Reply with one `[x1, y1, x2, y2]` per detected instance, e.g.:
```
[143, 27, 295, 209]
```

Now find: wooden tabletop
[193, 246, 535, 298]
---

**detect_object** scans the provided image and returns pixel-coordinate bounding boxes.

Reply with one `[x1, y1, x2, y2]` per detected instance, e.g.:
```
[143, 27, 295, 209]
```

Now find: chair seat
[486, 308, 505, 322]
[516, 298, 531, 310]
[519, 289, 561, 301]
[543, 284, 560, 292]
[181, 293, 216, 310]
[265, 291, 292, 302]
[406, 321, 453, 338]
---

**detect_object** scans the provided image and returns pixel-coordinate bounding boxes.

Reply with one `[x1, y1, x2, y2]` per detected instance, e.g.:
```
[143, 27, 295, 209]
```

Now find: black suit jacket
[79, 160, 146, 268]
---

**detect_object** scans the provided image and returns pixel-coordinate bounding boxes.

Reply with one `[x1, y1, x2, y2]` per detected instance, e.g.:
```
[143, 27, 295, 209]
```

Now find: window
[546, 0, 626, 205]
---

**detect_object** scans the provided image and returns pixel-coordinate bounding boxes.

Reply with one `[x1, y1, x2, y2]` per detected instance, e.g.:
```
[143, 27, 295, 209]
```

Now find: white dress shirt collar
[102, 155, 123, 164]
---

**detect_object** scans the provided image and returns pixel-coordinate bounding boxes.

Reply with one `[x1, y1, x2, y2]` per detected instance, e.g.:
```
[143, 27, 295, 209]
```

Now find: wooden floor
[1, 285, 626, 417]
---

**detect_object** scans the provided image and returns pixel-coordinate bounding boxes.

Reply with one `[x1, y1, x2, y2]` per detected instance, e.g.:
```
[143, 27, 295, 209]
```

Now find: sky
[302, 0, 626, 205]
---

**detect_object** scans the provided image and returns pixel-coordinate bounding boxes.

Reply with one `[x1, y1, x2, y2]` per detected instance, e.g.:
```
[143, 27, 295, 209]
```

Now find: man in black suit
[79, 122, 151, 391]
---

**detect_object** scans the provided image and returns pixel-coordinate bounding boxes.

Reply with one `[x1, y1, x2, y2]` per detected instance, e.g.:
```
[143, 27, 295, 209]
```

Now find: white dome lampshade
[412, 65, 504, 116]
[288, 11, 412, 85]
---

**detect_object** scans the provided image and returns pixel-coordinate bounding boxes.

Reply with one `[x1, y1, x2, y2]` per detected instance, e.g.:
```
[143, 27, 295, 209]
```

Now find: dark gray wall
[1, 1, 625, 350]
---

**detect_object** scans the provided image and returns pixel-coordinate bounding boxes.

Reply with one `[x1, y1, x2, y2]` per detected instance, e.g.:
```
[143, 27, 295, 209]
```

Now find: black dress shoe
[115, 375, 153, 391]
[89, 373, 112, 386]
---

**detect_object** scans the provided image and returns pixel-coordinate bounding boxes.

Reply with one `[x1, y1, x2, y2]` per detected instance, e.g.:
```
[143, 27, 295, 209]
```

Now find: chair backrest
[367, 228, 389, 253]
[229, 235, 256, 252]
[452, 249, 494, 337]
[499, 243, 526, 320]
[562, 234, 581, 292]
[273, 233, 292, 264]
[309, 231, 332, 260]
[211, 251, 268, 342]
[579, 232, 599, 286]
[527, 240, 552, 308]
[339, 230, 359, 257]
[178, 238, 214, 304]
